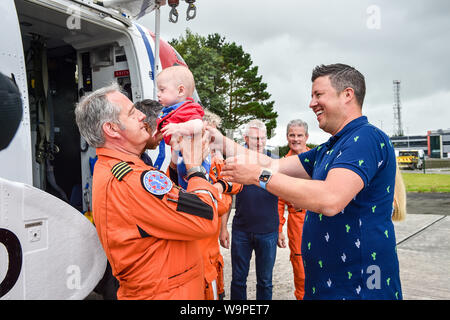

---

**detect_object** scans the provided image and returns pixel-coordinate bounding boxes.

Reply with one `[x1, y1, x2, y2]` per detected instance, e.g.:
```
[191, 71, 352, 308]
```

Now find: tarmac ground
[220, 192, 450, 300]
[86, 192, 449, 301]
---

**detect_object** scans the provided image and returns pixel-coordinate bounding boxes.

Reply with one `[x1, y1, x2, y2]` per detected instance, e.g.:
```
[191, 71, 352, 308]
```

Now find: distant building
[390, 129, 450, 158]
[428, 129, 450, 158]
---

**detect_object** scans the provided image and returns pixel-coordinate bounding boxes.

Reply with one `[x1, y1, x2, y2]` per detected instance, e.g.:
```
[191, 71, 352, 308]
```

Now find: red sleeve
[160, 102, 204, 144]
[164, 102, 204, 125]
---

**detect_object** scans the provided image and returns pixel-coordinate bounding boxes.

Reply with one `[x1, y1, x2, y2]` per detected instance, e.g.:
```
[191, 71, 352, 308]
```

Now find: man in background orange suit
[277, 119, 310, 300]
[204, 152, 242, 299]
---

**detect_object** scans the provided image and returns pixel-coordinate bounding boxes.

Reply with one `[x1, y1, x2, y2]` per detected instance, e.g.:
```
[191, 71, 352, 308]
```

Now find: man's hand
[201, 129, 211, 162]
[170, 149, 179, 168]
[205, 125, 224, 154]
[219, 227, 230, 249]
[221, 154, 262, 185]
[277, 232, 287, 248]
[178, 129, 211, 170]
[179, 133, 202, 170]
[213, 182, 224, 194]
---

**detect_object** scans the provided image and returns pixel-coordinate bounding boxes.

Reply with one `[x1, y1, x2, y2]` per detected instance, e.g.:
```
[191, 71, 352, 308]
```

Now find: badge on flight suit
[211, 166, 218, 179]
[141, 170, 173, 196]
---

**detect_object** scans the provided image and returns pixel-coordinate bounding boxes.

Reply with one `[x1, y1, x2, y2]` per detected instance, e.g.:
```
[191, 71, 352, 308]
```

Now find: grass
[402, 172, 450, 193]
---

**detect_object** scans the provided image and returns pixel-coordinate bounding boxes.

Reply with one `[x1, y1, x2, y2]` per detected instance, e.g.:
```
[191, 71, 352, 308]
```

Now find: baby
[155, 65, 210, 188]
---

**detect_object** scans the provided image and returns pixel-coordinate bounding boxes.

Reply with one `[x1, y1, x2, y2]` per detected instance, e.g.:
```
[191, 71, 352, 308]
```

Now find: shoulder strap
[111, 161, 133, 181]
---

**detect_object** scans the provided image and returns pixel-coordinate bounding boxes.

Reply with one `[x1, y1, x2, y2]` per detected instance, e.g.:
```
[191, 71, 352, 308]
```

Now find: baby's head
[156, 66, 195, 107]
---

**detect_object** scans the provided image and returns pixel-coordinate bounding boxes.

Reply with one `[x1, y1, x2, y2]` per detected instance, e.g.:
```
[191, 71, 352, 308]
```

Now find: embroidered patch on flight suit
[211, 166, 218, 178]
[111, 161, 133, 181]
[141, 170, 173, 196]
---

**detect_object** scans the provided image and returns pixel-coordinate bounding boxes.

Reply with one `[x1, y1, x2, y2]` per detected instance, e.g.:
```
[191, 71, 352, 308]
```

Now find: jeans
[230, 229, 278, 300]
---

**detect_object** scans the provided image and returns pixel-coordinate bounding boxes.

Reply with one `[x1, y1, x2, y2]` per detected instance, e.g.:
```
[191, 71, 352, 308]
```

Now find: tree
[278, 143, 319, 157]
[170, 30, 278, 138]
[169, 29, 225, 116]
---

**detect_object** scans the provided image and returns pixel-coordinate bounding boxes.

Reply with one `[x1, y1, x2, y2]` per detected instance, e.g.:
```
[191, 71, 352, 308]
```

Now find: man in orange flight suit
[202, 111, 243, 300]
[206, 153, 242, 300]
[75, 84, 220, 300]
[277, 119, 310, 300]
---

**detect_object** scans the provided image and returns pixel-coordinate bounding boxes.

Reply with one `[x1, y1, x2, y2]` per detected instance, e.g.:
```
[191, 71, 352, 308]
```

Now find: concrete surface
[220, 192, 450, 300]
[395, 215, 449, 300]
[85, 192, 449, 300]
[405, 192, 450, 215]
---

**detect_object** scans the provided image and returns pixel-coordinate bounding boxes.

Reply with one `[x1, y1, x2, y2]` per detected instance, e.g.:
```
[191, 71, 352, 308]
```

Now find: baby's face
[156, 77, 183, 107]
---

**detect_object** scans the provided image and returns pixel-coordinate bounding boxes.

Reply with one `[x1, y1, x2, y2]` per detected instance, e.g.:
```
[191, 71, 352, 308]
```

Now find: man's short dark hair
[134, 99, 163, 129]
[311, 63, 366, 107]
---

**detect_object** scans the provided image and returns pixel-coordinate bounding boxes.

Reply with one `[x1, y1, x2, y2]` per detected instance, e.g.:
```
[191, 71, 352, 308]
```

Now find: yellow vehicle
[396, 150, 424, 170]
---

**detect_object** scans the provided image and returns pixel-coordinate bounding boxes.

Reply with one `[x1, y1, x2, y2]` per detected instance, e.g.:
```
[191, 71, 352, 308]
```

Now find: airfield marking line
[396, 215, 447, 246]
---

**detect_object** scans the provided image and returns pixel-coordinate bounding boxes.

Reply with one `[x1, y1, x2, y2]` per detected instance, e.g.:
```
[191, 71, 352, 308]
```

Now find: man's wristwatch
[186, 165, 207, 178]
[258, 168, 273, 190]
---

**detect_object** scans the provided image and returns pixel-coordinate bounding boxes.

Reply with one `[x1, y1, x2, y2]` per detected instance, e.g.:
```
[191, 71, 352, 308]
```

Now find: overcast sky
[140, 0, 450, 146]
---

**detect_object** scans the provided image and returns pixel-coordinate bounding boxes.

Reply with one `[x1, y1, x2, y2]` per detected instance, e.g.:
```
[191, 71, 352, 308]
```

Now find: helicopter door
[0, 0, 33, 185]
[78, 44, 133, 214]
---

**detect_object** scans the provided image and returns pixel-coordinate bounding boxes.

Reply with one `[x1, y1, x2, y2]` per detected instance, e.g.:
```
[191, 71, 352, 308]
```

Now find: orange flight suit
[200, 155, 242, 300]
[92, 147, 219, 300]
[278, 148, 309, 300]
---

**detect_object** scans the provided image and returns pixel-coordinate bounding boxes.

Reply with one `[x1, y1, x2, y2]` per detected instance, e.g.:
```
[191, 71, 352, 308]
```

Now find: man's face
[156, 74, 181, 107]
[309, 76, 346, 135]
[144, 123, 163, 150]
[245, 127, 266, 153]
[287, 125, 308, 155]
[107, 91, 149, 151]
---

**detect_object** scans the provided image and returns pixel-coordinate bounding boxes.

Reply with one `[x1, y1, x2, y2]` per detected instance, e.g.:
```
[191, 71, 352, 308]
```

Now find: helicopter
[0, 0, 198, 299]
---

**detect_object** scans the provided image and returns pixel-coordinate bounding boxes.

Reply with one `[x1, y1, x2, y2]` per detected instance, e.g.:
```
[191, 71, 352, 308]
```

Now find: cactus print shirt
[298, 116, 402, 300]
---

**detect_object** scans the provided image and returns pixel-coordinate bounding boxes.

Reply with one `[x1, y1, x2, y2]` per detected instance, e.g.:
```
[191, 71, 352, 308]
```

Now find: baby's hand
[161, 123, 192, 137]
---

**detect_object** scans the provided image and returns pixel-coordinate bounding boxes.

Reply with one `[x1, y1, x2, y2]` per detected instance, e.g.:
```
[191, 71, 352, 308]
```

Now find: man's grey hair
[134, 99, 163, 130]
[244, 119, 267, 137]
[286, 119, 309, 136]
[74, 83, 123, 147]
[311, 63, 366, 108]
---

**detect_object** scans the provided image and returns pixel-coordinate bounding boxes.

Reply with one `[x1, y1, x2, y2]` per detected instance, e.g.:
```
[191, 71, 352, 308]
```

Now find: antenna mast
[393, 80, 403, 136]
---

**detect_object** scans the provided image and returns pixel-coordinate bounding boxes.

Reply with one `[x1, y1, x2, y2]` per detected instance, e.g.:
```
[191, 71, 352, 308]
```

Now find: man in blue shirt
[212, 63, 402, 300]
[222, 119, 279, 300]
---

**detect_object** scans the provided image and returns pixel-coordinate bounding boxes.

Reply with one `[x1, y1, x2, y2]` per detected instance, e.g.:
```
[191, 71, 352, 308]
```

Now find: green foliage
[278, 145, 290, 157]
[277, 143, 318, 157]
[402, 172, 450, 193]
[169, 30, 225, 117]
[170, 29, 278, 138]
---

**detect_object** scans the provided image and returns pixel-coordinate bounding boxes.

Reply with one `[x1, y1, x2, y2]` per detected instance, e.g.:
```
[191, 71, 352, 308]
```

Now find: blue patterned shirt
[298, 116, 402, 300]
